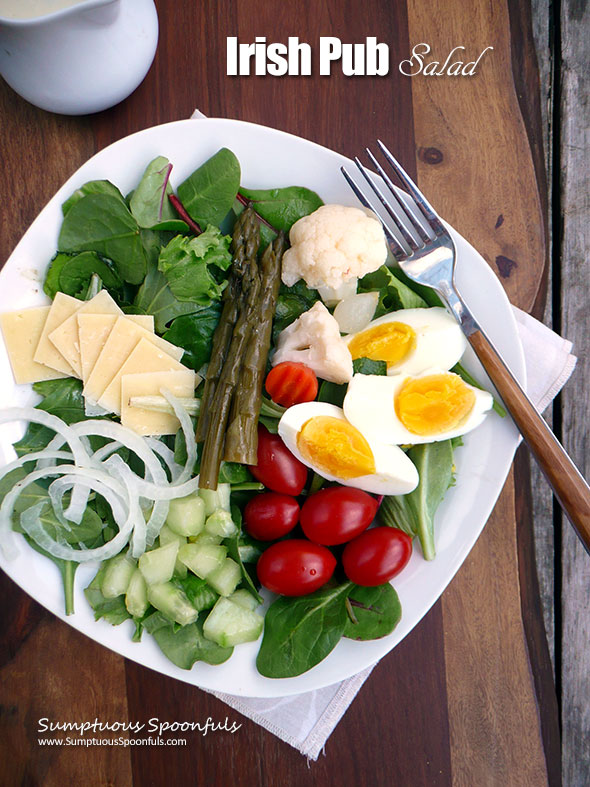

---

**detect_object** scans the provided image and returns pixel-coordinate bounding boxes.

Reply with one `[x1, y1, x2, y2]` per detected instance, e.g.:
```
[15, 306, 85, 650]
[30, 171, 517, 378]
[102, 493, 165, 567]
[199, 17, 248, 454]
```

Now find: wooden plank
[560, 0, 590, 782]
[406, 0, 551, 781]
[0, 81, 132, 786]
[530, 0, 556, 676]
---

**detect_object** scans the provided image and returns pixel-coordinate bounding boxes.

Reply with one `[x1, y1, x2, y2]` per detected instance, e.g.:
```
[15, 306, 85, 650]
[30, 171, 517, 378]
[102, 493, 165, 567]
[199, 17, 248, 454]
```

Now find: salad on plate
[0, 144, 501, 680]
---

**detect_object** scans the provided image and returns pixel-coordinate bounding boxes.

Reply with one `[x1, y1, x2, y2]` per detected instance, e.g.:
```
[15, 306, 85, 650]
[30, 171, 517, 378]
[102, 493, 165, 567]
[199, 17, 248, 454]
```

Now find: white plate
[0, 118, 524, 697]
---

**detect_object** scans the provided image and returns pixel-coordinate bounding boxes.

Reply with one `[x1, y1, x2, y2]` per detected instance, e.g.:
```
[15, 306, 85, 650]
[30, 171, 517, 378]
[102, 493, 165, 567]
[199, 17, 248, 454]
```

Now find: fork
[342, 141, 590, 554]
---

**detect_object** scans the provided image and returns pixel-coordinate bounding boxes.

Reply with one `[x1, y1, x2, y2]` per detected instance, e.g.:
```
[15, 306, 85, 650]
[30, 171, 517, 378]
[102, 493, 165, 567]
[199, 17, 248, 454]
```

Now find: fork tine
[365, 147, 433, 244]
[340, 166, 409, 259]
[377, 139, 446, 236]
[352, 158, 420, 252]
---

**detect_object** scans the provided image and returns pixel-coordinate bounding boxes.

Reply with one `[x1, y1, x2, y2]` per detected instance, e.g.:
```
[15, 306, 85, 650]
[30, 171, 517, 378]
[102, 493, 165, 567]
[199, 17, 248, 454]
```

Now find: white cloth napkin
[189, 108, 576, 760]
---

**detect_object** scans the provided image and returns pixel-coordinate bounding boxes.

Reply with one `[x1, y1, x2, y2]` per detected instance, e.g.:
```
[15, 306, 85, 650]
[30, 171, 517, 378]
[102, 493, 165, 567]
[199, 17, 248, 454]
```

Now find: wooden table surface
[0, 0, 582, 784]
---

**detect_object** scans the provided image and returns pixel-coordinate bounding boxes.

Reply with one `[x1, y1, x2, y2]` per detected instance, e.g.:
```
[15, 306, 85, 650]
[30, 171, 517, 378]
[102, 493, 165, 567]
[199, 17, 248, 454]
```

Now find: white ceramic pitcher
[0, 0, 158, 114]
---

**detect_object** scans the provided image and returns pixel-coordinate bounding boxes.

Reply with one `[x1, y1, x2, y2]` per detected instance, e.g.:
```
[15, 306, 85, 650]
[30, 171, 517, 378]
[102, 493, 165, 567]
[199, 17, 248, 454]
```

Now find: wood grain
[407, 0, 545, 312]
[560, 0, 590, 783]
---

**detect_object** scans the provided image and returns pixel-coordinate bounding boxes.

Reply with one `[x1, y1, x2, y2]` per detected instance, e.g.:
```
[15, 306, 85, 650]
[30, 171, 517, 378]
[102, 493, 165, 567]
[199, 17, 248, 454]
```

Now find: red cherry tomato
[265, 362, 318, 408]
[257, 540, 336, 596]
[342, 527, 412, 586]
[300, 487, 378, 546]
[244, 493, 300, 541]
[249, 424, 308, 495]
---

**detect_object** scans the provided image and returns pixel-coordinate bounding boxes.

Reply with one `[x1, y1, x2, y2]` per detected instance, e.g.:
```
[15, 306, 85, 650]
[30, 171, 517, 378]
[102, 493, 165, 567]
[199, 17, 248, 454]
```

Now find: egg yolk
[395, 373, 476, 435]
[297, 416, 376, 479]
[348, 322, 416, 369]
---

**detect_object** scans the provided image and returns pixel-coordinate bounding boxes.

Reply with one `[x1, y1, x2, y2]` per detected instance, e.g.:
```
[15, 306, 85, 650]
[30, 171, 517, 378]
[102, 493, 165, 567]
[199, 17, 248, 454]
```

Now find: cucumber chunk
[125, 568, 149, 617]
[138, 541, 179, 585]
[229, 589, 260, 611]
[178, 543, 227, 579]
[147, 582, 198, 626]
[189, 532, 223, 546]
[203, 597, 264, 647]
[199, 483, 231, 515]
[207, 557, 241, 597]
[101, 552, 136, 598]
[166, 494, 206, 537]
[205, 510, 237, 538]
[159, 524, 188, 578]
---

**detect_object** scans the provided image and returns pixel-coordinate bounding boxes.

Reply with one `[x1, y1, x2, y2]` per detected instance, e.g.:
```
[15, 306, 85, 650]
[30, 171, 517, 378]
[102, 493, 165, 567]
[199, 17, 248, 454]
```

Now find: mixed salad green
[0, 148, 500, 679]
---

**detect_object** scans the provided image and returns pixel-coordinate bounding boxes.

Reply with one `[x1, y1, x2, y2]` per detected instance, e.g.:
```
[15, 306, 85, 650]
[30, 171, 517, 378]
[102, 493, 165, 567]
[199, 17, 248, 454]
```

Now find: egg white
[343, 369, 494, 446]
[344, 307, 467, 376]
[277, 402, 419, 495]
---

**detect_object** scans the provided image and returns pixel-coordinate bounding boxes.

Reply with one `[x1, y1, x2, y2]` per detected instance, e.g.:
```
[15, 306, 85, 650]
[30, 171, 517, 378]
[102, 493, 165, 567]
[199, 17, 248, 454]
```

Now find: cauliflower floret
[272, 301, 353, 384]
[281, 204, 387, 291]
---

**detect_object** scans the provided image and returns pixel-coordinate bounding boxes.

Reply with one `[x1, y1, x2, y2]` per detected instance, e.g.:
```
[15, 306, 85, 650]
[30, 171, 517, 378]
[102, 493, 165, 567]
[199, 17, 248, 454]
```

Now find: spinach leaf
[238, 185, 323, 232]
[392, 266, 444, 307]
[256, 581, 352, 678]
[133, 260, 204, 334]
[62, 180, 126, 217]
[352, 357, 387, 376]
[163, 304, 221, 372]
[44, 251, 123, 300]
[58, 192, 146, 285]
[359, 265, 427, 316]
[85, 565, 132, 625]
[129, 156, 177, 229]
[344, 584, 401, 640]
[158, 227, 231, 304]
[318, 380, 346, 407]
[225, 505, 263, 604]
[177, 148, 241, 228]
[379, 440, 455, 560]
[142, 610, 233, 669]
[0, 467, 81, 614]
[452, 362, 506, 417]
[272, 280, 320, 342]
[14, 379, 87, 457]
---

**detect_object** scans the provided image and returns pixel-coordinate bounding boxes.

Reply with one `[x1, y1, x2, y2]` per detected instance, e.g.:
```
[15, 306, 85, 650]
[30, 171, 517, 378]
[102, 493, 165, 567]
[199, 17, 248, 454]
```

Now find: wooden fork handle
[468, 329, 590, 553]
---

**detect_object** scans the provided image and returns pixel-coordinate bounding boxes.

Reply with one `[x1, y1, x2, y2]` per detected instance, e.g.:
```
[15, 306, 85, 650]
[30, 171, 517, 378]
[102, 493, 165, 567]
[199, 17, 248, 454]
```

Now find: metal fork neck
[438, 280, 479, 337]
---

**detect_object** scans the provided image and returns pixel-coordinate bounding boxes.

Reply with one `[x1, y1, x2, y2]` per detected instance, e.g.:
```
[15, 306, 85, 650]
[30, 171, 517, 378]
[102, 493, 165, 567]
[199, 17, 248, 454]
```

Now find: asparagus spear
[198, 210, 261, 488]
[224, 232, 285, 464]
[195, 208, 259, 442]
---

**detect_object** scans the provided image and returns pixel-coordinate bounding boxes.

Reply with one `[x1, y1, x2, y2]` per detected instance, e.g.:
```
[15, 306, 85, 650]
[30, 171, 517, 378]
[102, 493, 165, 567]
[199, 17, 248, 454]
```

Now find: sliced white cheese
[0, 306, 69, 384]
[33, 292, 80, 376]
[47, 290, 122, 378]
[84, 316, 184, 405]
[78, 313, 154, 383]
[121, 369, 196, 435]
[98, 337, 189, 415]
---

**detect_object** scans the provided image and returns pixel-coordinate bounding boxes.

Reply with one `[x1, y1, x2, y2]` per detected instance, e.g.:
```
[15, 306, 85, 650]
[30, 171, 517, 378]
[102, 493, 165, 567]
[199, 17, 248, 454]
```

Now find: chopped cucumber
[203, 597, 264, 647]
[229, 589, 260, 611]
[125, 568, 149, 617]
[166, 494, 206, 537]
[138, 541, 179, 585]
[147, 582, 198, 626]
[189, 532, 223, 546]
[207, 557, 241, 597]
[205, 509, 237, 538]
[199, 483, 231, 515]
[178, 543, 227, 579]
[159, 524, 188, 578]
[101, 552, 136, 598]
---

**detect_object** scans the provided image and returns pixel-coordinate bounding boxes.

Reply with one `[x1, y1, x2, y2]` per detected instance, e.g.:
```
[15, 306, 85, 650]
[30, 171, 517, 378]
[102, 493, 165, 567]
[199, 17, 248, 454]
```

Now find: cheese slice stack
[1, 290, 195, 436]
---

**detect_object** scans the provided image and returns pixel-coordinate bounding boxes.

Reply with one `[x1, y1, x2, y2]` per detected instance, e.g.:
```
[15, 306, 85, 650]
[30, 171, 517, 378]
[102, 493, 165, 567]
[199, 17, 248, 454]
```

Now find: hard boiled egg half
[344, 307, 467, 376]
[343, 370, 493, 445]
[278, 402, 419, 495]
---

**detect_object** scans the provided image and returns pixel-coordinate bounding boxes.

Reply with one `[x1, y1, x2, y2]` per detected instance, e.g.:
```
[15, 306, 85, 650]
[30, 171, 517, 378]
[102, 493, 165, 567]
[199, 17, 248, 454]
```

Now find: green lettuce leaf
[158, 226, 231, 304]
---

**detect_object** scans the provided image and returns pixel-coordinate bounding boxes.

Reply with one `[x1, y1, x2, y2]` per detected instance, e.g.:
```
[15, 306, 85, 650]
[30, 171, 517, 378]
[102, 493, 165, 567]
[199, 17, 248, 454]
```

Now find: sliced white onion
[0, 408, 93, 467]
[333, 291, 380, 334]
[145, 438, 183, 482]
[160, 388, 196, 485]
[317, 278, 358, 307]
